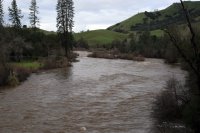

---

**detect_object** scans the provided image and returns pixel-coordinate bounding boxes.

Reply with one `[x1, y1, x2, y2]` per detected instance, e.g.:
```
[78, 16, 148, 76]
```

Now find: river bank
[88, 50, 145, 61]
[0, 52, 79, 88]
[0, 51, 186, 133]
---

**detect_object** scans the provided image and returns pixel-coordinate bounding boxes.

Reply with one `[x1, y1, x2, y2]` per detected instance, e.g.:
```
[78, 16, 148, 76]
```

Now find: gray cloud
[2, 0, 198, 32]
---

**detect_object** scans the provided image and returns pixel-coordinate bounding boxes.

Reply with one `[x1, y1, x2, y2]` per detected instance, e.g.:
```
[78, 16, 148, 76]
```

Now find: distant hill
[36, 28, 56, 35]
[108, 1, 200, 33]
[74, 30, 128, 47]
[74, 1, 200, 47]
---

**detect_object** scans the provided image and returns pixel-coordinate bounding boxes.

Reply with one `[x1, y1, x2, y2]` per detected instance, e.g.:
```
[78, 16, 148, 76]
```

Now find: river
[0, 51, 186, 133]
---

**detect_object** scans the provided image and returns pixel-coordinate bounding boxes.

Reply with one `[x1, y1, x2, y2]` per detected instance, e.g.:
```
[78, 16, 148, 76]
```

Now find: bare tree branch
[165, 30, 200, 78]
[180, 0, 198, 58]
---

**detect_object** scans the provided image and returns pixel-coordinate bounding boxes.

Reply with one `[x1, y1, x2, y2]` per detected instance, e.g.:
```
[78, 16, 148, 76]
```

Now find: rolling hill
[74, 1, 200, 46]
[108, 1, 200, 33]
[74, 30, 128, 47]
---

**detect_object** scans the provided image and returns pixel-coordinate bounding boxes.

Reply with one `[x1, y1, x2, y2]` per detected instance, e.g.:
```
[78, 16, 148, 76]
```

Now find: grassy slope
[42, 1, 199, 47]
[74, 29, 128, 46]
[37, 29, 56, 35]
[108, 13, 146, 32]
[108, 1, 200, 32]
[150, 29, 164, 37]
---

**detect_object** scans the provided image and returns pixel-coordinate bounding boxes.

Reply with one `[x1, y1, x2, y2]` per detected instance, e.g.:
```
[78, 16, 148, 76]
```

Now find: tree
[56, 0, 74, 57]
[76, 37, 89, 49]
[68, 0, 74, 33]
[8, 0, 23, 29]
[0, 0, 4, 27]
[166, 1, 200, 92]
[29, 0, 39, 29]
[165, 1, 200, 132]
[129, 33, 137, 52]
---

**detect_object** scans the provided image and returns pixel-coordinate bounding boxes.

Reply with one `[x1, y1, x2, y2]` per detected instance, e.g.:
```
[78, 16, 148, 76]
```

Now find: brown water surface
[0, 51, 186, 133]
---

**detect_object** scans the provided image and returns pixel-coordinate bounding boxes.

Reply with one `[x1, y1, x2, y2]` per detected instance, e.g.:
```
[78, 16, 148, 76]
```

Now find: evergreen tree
[0, 0, 3, 27]
[56, 0, 74, 56]
[68, 0, 74, 32]
[8, 0, 23, 28]
[29, 0, 39, 28]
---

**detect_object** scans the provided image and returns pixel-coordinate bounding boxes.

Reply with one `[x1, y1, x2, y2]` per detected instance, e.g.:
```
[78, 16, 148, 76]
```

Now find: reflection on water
[0, 51, 186, 133]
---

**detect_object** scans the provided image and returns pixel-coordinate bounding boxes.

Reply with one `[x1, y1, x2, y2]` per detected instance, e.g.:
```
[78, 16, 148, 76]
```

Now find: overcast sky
[2, 0, 198, 32]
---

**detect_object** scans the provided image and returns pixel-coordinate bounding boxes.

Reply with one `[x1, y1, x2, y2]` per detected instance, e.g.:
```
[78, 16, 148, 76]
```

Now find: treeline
[0, 0, 59, 60]
[109, 32, 174, 59]
[0, 0, 60, 86]
[0, 0, 75, 86]
[0, 0, 39, 29]
[82, 30, 179, 63]
[0, 27, 59, 61]
[0, 0, 75, 60]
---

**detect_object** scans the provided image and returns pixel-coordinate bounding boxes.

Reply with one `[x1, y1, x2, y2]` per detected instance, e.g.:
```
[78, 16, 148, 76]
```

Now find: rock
[80, 127, 87, 131]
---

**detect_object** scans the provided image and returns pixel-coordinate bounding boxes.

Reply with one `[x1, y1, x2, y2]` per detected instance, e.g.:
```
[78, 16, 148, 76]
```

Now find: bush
[42, 57, 70, 70]
[88, 50, 145, 61]
[68, 52, 79, 62]
[14, 67, 32, 82]
[153, 90, 180, 123]
[0, 64, 10, 86]
[153, 77, 191, 132]
[75, 37, 89, 49]
[7, 72, 19, 87]
[164, 44, 179, 64]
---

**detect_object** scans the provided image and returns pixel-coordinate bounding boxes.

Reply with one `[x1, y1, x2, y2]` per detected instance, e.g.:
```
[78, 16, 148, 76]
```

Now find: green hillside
[37, 28, 56, 35]
[74, 1, 200, 47]
[108, 12, 146, 32]
[74, 30, 128, 47]
[108, 1, 200, 33]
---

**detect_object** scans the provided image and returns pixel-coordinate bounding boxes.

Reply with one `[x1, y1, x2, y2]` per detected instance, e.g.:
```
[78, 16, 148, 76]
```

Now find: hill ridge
[107, 1, 200, 33]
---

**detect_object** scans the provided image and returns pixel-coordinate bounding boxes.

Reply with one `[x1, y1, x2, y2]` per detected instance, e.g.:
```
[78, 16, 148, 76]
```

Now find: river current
[0, 51, 186, 133]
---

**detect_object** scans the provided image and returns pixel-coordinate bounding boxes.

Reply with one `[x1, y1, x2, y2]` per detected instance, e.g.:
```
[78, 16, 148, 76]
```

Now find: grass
[150, 29, 164, 37]
[11, 61, 42, 70]
[108, 1, 200, 32]
[109, 13, 146, 32]
[74, 1, 200, 48]
[74, 29, 165, 48]
[34, 28, 56, 35]
[74, 29, 128, 47]
[38, 29, 56, 35]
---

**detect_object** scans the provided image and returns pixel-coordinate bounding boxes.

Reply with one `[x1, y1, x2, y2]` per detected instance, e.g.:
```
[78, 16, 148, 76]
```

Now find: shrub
[7, 72, 19, 87]
[153, 90, 180, 123]
[42, 57, 70, 70]
[88, 50, 145, 61]
[153, 77, 190, 132]
[0, 64, 10, 86]
[68, 52, 79, 62]
[14, 67, 31, 82]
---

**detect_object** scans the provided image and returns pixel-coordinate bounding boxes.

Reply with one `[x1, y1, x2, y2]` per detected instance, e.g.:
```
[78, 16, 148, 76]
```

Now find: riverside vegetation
[0, 26, 77, 87]
[0, 0, 75, 87]
[75, 1, 200, 62]
[0, 0, 200, 132]
[74, 1, 200, 132]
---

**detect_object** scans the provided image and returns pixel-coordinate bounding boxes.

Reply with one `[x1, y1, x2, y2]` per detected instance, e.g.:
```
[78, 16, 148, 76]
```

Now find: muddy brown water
[0, 51, 186, 133]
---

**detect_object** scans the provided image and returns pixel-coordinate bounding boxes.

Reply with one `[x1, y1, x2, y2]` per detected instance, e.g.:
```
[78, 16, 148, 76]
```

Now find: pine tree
[29, 0, 39, 29]
[8, 0, 23, 28]
[0, 0, 4, 27]
[56, 0, 74, 56]
[68, 0, 74, 32]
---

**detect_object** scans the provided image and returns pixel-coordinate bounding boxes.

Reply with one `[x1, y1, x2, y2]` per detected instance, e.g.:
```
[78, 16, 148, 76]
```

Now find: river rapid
[0, 51, 186, 133]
